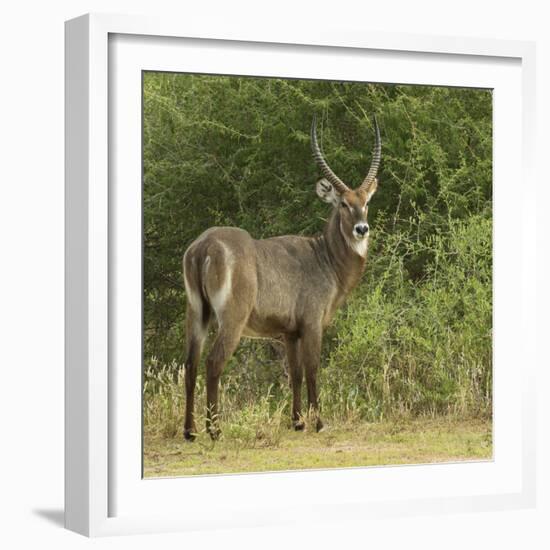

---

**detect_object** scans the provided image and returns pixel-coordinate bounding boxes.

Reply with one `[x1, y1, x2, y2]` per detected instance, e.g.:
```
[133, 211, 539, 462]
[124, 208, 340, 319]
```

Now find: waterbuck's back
[183, 227, 339, 338]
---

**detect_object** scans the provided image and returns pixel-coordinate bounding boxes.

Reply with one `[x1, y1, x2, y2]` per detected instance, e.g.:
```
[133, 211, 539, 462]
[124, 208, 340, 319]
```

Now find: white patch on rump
[209, 243, 234, 320]
[202, 255, 211, 284]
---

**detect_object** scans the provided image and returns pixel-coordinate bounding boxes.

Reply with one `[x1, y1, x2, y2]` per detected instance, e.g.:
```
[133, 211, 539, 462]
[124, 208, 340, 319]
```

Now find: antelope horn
[359, 114, 381, 191]
[311, 115, 350, 194]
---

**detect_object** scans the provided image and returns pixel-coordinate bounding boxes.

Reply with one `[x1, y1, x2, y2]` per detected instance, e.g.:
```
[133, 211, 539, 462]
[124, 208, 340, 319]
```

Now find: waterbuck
[182, 115, 381, 440]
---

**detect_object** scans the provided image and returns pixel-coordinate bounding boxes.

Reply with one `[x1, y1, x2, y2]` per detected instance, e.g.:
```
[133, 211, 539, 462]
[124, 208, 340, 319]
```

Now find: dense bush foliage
[143, 73, 492, 424]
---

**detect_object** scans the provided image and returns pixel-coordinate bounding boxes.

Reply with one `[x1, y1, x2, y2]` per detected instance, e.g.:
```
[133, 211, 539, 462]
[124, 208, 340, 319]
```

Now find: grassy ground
[143, 416, 492, 478]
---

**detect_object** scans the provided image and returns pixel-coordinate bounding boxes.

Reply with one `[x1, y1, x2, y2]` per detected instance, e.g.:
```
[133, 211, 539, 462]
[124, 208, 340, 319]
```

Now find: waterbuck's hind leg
[200, 237, 256, 440]
[284, 334, 304, 431]
[205, 323, 246, 440]
[183, 301, 210, 441]
[182, 245, 212, 442]
[184, 230, 257, 440]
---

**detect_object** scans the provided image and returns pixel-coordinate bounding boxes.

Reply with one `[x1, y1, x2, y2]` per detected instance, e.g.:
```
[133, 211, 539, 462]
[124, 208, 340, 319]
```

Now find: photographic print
[142, 73, 493, 477]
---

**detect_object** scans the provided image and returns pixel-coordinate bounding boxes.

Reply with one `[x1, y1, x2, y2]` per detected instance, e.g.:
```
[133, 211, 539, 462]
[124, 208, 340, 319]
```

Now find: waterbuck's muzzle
[354, 223, 369, 238]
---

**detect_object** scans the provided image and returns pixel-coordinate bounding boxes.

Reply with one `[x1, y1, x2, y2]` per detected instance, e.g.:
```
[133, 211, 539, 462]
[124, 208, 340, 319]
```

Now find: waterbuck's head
[311, 115, 381, 248]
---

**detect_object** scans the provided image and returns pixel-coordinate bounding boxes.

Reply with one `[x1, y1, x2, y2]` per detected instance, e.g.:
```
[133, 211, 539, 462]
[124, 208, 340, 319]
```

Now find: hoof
[207, 426, 221, 441]
[293, 421, 305, 432]
[315, 419, 324, 433]
[183, 429, 196, 442]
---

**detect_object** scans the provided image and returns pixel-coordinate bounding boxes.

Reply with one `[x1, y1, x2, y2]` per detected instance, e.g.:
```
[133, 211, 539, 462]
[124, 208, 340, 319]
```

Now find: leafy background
[143, 73, 492, 429]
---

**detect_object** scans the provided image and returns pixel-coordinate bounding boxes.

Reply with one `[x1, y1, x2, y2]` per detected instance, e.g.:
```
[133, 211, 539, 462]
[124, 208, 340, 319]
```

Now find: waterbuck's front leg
[284, 334, 304, 431]
[301, 325, 324, 432]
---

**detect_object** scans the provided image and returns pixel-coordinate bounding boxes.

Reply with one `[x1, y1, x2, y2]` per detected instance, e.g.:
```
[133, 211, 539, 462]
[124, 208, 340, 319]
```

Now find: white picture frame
[65, 13, 537, 537]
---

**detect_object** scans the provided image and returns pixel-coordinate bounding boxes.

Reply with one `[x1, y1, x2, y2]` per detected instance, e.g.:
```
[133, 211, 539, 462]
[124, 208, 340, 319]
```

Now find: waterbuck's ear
[316, 178, 341, 206]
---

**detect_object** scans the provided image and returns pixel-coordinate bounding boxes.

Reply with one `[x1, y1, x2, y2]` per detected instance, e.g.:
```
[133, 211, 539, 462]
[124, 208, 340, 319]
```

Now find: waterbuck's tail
[183, 248, 211, 361]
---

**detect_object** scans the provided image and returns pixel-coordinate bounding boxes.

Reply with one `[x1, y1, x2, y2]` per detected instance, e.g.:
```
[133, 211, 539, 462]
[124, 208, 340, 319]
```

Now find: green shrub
[143, 74, 492, 434]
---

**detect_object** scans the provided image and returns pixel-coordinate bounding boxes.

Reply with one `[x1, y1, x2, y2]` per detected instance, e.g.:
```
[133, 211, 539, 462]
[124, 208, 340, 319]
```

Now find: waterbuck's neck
[317, 209, 368, 294]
